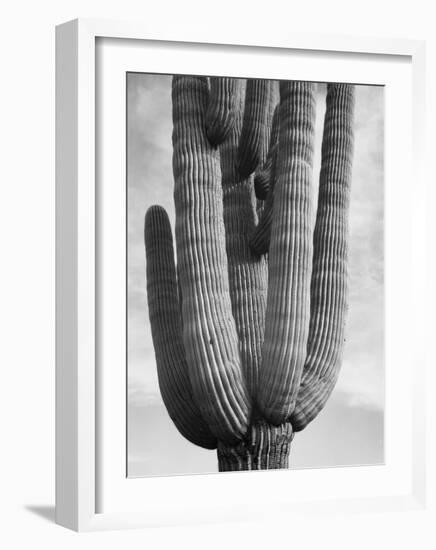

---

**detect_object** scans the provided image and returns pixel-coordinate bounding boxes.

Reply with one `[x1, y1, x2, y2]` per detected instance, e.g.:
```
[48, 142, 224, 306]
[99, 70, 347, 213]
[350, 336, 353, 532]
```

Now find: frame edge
[55, 18, 80, 532]
[55, 17, 428, 530]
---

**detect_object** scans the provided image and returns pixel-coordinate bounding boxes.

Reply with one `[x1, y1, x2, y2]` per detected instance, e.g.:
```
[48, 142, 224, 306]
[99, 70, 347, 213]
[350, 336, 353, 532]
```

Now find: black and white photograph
[126, 74, 384, 477]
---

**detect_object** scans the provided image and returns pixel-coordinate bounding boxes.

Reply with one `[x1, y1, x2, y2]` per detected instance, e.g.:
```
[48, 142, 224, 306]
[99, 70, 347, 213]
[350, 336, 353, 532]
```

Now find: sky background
[127, 74, 384, 477]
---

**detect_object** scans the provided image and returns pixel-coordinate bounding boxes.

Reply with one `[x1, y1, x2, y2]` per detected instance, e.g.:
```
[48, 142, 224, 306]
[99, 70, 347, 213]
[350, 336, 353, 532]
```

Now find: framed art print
[56, 18, 427, 531]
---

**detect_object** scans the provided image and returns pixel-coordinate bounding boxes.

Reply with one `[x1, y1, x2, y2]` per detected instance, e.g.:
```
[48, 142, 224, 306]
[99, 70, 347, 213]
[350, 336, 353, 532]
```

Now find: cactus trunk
[217, 419, 293, 471]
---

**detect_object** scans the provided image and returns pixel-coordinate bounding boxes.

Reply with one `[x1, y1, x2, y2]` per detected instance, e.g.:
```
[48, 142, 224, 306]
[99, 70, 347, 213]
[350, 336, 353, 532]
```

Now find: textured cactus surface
[237, 79, 275, 178]
[144, 76, 355, 471]
[253, 104, 280, 201]
[205, 77, 238, 146]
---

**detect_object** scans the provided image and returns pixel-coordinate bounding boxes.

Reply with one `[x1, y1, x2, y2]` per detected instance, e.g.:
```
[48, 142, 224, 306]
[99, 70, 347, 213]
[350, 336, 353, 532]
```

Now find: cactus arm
[219, 79, 270, 396]
[257, 82, 316, 425]
[172, 75, 251, 443]
[250, 105, 281, 254]
[205, 77, 237, 146]
[291, 375, 338, 431]
[253, 159, 272, 201]
[144, 205, 217, 449]
[237, 79, 274, 179]
[249, 188, 274, 256]
[291, 84, 355, 431]
[254, 104, 280, 200]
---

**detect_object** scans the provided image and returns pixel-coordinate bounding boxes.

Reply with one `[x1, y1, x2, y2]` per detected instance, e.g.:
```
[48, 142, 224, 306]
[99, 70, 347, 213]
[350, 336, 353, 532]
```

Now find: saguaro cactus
[144, 76, 355, 471]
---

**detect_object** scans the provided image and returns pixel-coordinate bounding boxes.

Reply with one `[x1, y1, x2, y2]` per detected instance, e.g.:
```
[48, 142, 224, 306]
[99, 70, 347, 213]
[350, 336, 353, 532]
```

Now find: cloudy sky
[127, 74, 384, 477]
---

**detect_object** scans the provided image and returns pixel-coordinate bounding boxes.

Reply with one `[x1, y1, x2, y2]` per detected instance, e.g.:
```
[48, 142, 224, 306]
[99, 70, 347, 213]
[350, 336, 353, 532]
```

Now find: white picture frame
[55, 18, 427, 532]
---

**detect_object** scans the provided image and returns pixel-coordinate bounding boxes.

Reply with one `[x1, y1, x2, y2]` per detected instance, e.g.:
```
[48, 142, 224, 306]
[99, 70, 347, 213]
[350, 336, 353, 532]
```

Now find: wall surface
[0, 0, 435, 548]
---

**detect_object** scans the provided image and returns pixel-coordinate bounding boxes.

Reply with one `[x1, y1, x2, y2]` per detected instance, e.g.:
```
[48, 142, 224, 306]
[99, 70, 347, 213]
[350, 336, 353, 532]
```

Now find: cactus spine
[144, 76, 355, 470]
